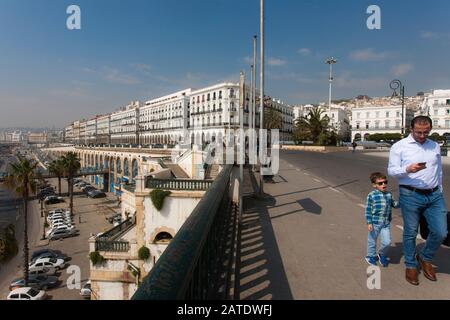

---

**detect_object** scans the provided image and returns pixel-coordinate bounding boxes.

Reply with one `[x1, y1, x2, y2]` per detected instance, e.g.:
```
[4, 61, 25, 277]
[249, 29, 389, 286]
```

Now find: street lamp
[389, 79, 405, 136]
[325, 57, 337, 113]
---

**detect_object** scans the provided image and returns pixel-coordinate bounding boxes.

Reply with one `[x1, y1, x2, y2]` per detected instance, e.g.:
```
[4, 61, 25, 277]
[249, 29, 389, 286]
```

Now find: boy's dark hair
[370, 172, 386, 183]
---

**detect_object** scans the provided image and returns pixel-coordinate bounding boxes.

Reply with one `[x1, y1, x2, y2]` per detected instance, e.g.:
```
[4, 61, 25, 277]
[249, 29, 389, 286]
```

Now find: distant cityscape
[2, 87, 449, 146]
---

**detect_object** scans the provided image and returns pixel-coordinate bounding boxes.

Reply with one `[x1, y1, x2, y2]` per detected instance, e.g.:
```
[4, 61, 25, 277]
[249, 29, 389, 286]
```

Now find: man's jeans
[367, 223, 391, 257]
[400, 187, 448, 268]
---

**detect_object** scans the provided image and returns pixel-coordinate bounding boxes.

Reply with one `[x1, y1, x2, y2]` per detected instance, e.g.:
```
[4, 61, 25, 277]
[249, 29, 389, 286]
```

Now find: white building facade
[351, 105, 415, 141]
[139, 89, 191, 145]
[110, 101, 141, 144]
[86, 118, 97, 145]
[419, 89, 450, 136]
[96, 114, 110, 145]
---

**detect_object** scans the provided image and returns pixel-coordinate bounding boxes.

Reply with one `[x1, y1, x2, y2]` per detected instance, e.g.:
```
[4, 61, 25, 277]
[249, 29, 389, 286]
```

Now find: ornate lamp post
[389, 79, 405, 136]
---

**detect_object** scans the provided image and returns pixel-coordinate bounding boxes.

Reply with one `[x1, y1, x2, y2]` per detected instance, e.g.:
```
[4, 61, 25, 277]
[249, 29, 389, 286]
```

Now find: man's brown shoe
[417, 254, 437, 281]
[406, 268, 419, 285]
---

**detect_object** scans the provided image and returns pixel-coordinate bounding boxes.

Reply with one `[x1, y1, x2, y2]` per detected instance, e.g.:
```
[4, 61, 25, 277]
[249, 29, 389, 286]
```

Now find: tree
[264, 108, 282, 131]
[61, 152, 81, 218]
[263, 107, 283, 148]
[4, 155, 39, 286]
[48, 159, 65, 196]
[293, 107, 330, 144]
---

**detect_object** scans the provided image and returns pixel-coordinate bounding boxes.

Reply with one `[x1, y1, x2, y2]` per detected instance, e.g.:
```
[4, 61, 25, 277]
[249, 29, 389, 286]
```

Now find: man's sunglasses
[376, 181, 388, 186]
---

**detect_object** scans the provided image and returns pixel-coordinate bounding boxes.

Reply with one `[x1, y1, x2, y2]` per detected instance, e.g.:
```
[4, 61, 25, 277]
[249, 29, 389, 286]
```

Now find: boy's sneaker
[378, 254, 389, 267]
[365, 256, 378, 266]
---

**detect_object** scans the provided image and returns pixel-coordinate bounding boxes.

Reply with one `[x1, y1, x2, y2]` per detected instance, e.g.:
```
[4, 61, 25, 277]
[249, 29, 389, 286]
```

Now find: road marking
[296, 168, 300, 172]
[289, 164, 293, 168]
[329, 187, 341, 193]
[358, 204, 365, 208]
[313, 178, 321, 183]
[304, 173, 310, 176]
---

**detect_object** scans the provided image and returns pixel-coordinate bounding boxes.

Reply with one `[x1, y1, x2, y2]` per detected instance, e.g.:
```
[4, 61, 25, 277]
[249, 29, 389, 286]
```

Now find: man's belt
[400, 185, 439, 195]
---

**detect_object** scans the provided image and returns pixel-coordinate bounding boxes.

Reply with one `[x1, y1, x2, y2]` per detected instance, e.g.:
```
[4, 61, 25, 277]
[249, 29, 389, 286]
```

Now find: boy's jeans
[367, 223, 391, 257]
[400, 187, 447, 268]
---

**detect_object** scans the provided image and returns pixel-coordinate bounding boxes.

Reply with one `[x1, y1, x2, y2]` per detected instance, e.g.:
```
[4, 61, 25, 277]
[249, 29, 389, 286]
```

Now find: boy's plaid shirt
[365, 190, 399, 225]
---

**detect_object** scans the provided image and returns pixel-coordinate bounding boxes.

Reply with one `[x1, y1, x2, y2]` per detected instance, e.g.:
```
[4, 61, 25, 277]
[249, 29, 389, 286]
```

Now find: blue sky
[0, 0, 449, 128]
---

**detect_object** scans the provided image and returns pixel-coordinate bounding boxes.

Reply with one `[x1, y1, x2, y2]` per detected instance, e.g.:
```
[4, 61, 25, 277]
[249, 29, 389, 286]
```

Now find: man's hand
[406, 163, 426, 173]
[368, 224, 373, 232]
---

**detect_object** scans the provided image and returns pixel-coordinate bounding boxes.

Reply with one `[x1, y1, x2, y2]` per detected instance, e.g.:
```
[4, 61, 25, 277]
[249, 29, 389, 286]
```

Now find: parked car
[31, 249, 67, 263]
[88, 190, 106, 198]
[45, 196, 65, 205]
[75, 182, 88, 188]
[80, 280, 91, 299]
[83, 186, 96, 194]
[29, 257, 66, 270]
[38, 190, 55, 199]
[81, 185, 93, 192]
[28, 266, 58, 277]
[48, 208, 70, 216]
[9, 275, 59, 291]
[48, 228, 79, 241]
[48, 215, 73, 224]
[7, 287, 47, 300]
[46, 225, 75, 237]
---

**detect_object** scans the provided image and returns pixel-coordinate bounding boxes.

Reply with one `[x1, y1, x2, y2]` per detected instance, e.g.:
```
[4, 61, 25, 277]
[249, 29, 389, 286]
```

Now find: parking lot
[3, 177, 119, 300]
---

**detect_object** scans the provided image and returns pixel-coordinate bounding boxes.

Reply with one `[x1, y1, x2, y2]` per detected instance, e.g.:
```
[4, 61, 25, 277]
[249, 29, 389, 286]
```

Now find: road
[280, 149, 450, 206]
[237, 149, 450, 299]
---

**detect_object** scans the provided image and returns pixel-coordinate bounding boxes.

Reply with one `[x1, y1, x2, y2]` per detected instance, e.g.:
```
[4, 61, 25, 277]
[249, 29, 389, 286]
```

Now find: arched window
[154, 232, 173, 243]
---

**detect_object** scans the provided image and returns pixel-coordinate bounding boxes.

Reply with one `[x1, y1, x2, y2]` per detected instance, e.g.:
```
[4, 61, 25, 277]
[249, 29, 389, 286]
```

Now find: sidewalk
[237, 157, 450, 300]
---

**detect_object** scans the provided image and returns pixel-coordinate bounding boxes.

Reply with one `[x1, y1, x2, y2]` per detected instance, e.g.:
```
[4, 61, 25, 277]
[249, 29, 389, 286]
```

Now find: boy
[365, 172, 399, 267]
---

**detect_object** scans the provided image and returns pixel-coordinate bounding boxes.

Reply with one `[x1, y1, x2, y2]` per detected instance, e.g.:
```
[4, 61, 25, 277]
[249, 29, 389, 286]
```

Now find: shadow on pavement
[236, 168, 293, 300]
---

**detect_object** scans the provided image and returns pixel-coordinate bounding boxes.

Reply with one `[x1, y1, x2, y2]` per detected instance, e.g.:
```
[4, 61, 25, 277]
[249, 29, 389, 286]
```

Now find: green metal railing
[146, 178, 213, 191]
[132, 164, 236, 300]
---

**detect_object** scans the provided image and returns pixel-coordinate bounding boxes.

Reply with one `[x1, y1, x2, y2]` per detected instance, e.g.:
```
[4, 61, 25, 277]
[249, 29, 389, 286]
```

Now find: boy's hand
[368, 224, 373, 232]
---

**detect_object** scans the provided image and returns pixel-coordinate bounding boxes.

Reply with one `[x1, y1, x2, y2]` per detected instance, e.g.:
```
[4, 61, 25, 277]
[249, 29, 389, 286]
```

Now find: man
[388, 116, 447, 286]
[352, 141, 357, 153]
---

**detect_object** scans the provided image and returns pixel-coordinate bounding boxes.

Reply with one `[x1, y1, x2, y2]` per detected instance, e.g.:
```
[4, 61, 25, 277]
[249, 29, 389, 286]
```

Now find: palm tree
[61, 152, 81, 217]
[263, 108, 283, 148]
[4, 156, 39, 286]
[295, 107, 330, 143]
[48, 159, 65, 196]
[264, 107, 283, 131]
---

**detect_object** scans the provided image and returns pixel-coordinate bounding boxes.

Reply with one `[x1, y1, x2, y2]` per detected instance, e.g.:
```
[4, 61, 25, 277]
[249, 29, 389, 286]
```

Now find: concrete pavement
[237, 155, 450, 299]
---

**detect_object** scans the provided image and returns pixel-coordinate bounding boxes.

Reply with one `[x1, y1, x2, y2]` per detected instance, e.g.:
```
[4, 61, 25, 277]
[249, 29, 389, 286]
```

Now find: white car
[7, 287, 47, 300]
[48, 216, 72, 224]
[80, 280, 91, 299]
[48, 212, 71, 219]
[46, 224, 75, 236]
[49, 216, 73, 224]
[29, 257, 66, 270]
[48, 228, 79, 241]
